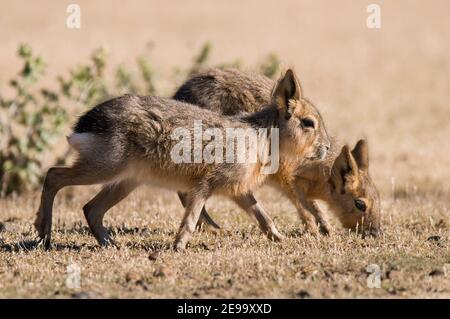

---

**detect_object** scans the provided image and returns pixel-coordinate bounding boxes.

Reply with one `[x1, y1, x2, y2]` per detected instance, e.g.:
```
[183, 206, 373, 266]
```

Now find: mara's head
[272, 69, 330, 162]
[328, 139, 381, 237]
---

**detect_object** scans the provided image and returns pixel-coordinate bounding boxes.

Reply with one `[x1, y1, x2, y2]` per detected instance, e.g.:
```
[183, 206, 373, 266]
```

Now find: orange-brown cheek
[290, 129, 306, 150]
[299, 129, 312, 144]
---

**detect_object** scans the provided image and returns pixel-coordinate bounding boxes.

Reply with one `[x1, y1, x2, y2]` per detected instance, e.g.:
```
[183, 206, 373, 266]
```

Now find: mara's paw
[318, 223, 333, 236]
[304, 222, 321, 237]
[267, 229, 285, 242]
[173, 237, 188, 252]
[173, 242, 187, 252]
[97, 236, 118, 249]
[91, 229, 117, 248]
[35, 234, 52, 250]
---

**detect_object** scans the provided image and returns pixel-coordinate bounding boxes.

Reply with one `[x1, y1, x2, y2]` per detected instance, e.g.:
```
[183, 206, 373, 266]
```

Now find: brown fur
[175, 68, 381, 236]
[34, 69, 330, 249]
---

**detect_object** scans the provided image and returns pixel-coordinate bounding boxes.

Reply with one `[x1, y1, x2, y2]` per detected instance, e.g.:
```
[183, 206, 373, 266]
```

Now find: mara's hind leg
[34, 162, 121, 248]
[83, 179, 139, 246]
[177, 191, 221, 230]
[232, 193, 284, 241]
[174, 187, 211, 251]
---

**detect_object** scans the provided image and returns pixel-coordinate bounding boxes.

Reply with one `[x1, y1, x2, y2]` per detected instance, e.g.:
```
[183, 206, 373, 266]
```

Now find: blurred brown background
[0, 0, 449, 299]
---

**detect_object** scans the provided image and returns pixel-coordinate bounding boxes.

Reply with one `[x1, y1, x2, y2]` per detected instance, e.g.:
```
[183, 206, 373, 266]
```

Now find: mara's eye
[354, 199, 367, 212]
[301, 118, 315, 129]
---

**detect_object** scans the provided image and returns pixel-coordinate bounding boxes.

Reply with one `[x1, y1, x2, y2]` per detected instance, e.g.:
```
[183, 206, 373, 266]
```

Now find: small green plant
[188, 42, 212, 76]
[58, 47, 110, 108]
[259, 53, 281, 79]
[116, 65, 139, 95]
[217, 59, 243, 70]
[0, 44, 68, 196]
[137, 56, 156, 94]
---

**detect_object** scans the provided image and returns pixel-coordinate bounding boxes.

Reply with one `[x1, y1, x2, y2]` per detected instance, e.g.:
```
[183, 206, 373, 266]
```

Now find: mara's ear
[351, 139, 369, 171]
[271, 69, 303, 119]
[330, 145, 358, 193]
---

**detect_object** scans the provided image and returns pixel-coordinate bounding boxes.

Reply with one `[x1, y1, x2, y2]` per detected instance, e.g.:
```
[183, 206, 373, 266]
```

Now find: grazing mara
[34, 69, 331, 249]
[174, 68, 381, 236]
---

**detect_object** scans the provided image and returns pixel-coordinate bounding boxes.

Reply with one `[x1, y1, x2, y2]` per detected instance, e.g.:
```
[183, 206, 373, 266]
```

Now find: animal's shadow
[0, 238, 98, 252]
[0, 224, 174, 253]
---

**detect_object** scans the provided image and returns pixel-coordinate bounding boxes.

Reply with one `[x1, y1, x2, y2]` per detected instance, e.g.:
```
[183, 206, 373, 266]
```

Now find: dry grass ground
[0, 186, 449, 298]
[0, 0, 449, 298]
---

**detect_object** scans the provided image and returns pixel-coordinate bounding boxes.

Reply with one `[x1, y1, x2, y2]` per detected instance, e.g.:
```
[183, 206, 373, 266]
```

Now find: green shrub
[0, 44, 68, 196]
[58, 47, 110, 108]
[259, 53, 281, 79]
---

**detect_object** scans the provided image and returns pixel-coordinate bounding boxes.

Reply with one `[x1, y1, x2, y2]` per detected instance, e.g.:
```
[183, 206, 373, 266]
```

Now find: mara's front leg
[283, 185, 321, 235]
[174, 187, 210, 251]
[232, 193, 284, 241]
[308, 200, 333, 235]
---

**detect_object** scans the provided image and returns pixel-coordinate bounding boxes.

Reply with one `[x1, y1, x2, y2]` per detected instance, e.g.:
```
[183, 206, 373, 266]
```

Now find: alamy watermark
[66, 4, 81, 29]
[367, 4, 381, 29]
[366, 263, 381, 288]
[66, 260, 81, 289]
[170, 120, 280, 174]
